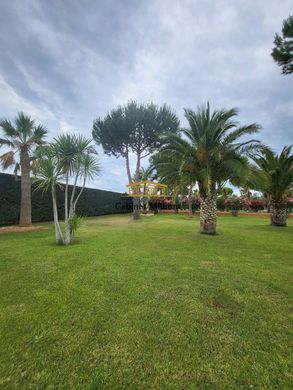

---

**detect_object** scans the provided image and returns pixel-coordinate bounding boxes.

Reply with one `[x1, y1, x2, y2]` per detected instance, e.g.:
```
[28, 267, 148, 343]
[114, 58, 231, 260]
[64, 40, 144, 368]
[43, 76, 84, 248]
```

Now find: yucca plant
[54, 134, 99, 244]
[34, 145, 63, 243]
[0, 112, 47, 226]
[250, 146, 293, 226]
[34, 134, 100, 244]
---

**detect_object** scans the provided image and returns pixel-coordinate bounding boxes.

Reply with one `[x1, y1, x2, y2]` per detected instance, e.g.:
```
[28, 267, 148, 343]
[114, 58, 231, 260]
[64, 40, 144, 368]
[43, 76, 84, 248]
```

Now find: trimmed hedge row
[0, 173, 132, 226]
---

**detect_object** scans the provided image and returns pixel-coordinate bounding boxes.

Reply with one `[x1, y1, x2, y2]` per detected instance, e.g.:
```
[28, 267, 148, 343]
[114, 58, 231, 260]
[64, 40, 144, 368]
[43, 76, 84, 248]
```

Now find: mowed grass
[0, 214, 292, 389]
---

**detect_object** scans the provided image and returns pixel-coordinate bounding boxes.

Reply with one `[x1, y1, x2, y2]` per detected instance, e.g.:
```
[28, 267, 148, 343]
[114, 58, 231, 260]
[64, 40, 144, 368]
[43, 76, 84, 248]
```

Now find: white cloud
[0, 0, 292, 192]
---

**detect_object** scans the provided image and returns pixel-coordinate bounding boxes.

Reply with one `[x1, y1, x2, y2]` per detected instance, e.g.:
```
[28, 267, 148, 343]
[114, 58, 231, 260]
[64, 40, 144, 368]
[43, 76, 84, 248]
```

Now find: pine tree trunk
[270, 198, 287, 227]
[146, 198, 150, 213]
[133, 196, 140, 220]
[19, 148, 32, 226]
[133, 161, 141, 220]
[200, 196, 217, 235]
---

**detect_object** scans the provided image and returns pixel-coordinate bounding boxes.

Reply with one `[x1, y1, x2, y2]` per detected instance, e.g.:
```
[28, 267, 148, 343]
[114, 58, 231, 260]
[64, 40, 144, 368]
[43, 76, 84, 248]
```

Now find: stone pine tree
[0, 112, 47, 226]
[271, 15, 293, 74]
[92, 101, 179, 219]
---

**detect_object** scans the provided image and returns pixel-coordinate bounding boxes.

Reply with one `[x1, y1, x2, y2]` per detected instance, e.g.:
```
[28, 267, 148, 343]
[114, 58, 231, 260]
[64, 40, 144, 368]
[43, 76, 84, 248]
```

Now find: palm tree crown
[0, 112, 47, 173]
[0, 112, 47, 226]
[154, 103, 261, 195]
[250, 145, 293, 200]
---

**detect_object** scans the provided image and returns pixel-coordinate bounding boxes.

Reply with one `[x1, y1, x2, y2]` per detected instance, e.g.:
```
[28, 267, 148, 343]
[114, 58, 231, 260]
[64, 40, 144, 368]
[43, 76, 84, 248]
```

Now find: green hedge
[0, 173, 132, 226]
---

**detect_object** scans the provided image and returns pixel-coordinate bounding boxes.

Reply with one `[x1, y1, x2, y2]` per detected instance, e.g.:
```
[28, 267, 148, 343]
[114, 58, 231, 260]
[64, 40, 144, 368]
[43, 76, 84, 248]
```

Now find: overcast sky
[0, 0, 292, 192]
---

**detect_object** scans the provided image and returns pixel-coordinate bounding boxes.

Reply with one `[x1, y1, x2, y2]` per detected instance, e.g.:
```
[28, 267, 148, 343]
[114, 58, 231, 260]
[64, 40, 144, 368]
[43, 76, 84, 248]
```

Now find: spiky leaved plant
[152, 103, 262, 235]
[250, 146, 293, 226]
[0, 112, 47, 226]
[35, 134, 100, 244]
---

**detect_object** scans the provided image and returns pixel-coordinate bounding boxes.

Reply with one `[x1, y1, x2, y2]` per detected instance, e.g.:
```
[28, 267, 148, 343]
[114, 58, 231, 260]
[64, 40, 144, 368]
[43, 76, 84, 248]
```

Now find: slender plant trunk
[125, 148, 132, 184]
[64, 175, 86, 245]
[188, 189, 193, 218]
[133, 196, 140, 220]
[200, 195, 217, 235]
[64, 174, 71, 245]
[133, 154, 141, 220]
[64, 214, 73, 245]
[174, 195, 179, 213]
[19, 148, 32, 226]
[64, 202, 74, 245]
[73, 178, 86, 213]
[65, 174, 68, 220]
[64, 170, 81, 245]
[270, 198, 287, 227]
[146, 198, 150, 213]
[188, 198, 193, 217]
[51, 186, 64, 244]
[64, 224, 71, 245]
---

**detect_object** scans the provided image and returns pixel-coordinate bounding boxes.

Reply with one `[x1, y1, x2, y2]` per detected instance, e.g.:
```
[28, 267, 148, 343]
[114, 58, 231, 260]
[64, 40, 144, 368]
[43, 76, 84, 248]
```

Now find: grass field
[0, 214, 292, 389]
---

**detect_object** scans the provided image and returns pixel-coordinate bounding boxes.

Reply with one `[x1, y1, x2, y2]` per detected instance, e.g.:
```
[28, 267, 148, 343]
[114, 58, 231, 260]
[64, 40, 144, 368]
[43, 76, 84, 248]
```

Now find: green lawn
[0, 214, 292, 389]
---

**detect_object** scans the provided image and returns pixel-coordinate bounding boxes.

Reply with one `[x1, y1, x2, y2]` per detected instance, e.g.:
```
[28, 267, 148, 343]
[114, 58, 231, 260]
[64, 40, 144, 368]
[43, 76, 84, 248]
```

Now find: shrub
[217, 196, 226, 211]
[250, 198, 266, 212]
[224, 196, 242, 216]
[287, 199, 293, 213]
[0, 173, 132, 226]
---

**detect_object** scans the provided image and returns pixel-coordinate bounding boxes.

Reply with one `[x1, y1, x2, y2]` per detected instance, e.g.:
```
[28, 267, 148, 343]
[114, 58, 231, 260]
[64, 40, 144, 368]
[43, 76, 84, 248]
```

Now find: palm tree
[153, 103, 262, 234]
[34, 134, 100, 244]
[249, 146, 293, 226]
[151, 153, 195, 216]
[0, 112, 47, 226]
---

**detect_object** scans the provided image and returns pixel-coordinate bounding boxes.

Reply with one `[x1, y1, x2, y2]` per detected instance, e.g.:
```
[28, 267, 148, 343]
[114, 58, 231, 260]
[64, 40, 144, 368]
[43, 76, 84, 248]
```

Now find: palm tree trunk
[51, 186, 64, 244]
[19, 148, 32, 226]
[200, 196, 217, 235]
[270, 198, 287, 227]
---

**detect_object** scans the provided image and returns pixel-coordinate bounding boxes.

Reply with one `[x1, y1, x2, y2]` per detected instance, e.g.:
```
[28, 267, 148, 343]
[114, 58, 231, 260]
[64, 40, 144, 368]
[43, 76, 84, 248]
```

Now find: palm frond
[0, 119, 18, 138]
[80, 153, 101, 181]
[15, 112, 35, 142]
[30, 125, 48, 145]
[0, 137, 15, 149]
[223, 123, 261, 145]
[250, 145, 293, 199]
[0, 151, 16, 169]
[157, 103, 263, 197]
